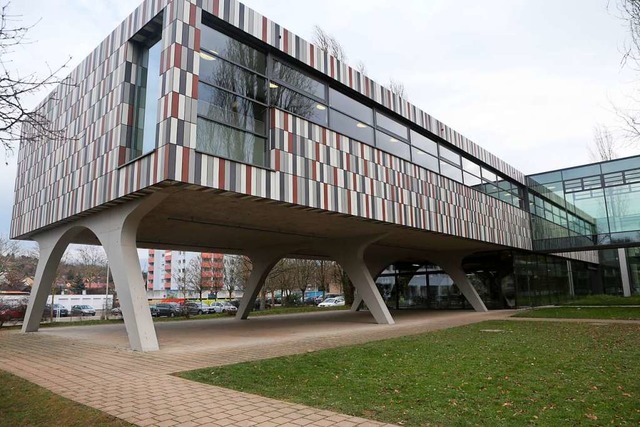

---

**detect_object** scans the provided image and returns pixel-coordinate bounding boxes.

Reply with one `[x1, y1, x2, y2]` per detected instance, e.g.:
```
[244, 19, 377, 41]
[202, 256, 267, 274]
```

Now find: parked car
[317, 297, 345, 307]
[210, 301, 238, 313]
[149, 305, 159, 317]
[110, 307, 122, 316]
[71, 305, 96, 316]
[183, 301, 212, 315]
[0, 303, 26, 323]
[44, 303, 69, 317]
[155, 302, 182, 317]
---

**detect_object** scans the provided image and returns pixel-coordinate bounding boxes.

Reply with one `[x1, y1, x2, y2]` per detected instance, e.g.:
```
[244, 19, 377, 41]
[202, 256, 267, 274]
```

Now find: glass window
[561, 164, 601, 180]
[200, 56, 267, 102]
[462, 158, 481, 177]
[481, 167, 497, 183]
[410, 130, 438, 155]
[529, 170, 562, 184]
[411, 148, 439, 172]
[438, 145, 461, 166]
[463, 172, 482, 187]
[375, 130, 410, 160]
[439, 160, 463, 183]
[329, 109, 374, 145]
[566, 189, 610, 235]
[200, 24, 266, 73]
[272, 60, 325, 100]
[605, 183, 640, 233]
[625, 169, 640, 184]
[198, 84, 267, 135]
[375, 112, 408, 139]
[131, 39, 161, 159]
[270, 86, 328, 125]
[600, 156, 640, 174]
[329, 88, 373, 124]
[197, 118, 266, 166]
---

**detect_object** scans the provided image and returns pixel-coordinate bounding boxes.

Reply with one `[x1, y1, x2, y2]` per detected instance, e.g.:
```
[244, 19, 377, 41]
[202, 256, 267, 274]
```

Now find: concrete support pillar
[324, 235, 394, 325]
[567, 260, 575, 297]
[236, 248, 291, 320]
[428, 252, 488, 312]
[89, 193, 167, 352]
[619, 248, 632, 297]
[22, 228, 83, 332]
[351, 255, 393, 312]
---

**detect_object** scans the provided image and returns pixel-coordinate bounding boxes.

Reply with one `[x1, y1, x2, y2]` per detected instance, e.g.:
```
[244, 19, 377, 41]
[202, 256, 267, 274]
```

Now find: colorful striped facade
[12, 0, 531, 252]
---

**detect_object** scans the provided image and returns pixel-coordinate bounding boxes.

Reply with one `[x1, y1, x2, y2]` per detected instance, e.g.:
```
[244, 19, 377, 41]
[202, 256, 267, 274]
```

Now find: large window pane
[197, 118, 266, 166]
[439, 160, 463, 183]
[439, 145, 461, 166]
[198, 84, 267, 135]
[462, 158, 481, 176]
[410, 130, 438, 155]
[200, 56, 266, 102]
[200, 24, 266, 73]
[375, 111, 408, 139]
[606, 183, 640, 233]
[330, 109, 374, 145]
[411, 148, 439, 172]
[272, 60, 325, 100]
[375, 130, 410, 160]
[481, 167, 497, 183]
[463, 172, 482, 187]
[329, 88, 373, 124]
[566, 189, 610, 235]
[141, 40, 162, 154]
[270, 86, 328, 125]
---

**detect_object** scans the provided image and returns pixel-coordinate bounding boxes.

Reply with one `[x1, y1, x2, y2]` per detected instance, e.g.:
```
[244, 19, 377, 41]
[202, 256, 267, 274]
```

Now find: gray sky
[1, 0, 637, 241]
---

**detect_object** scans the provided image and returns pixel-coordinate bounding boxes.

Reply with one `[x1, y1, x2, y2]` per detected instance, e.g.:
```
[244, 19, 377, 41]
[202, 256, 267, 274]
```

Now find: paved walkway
[0, 309, 514, 426]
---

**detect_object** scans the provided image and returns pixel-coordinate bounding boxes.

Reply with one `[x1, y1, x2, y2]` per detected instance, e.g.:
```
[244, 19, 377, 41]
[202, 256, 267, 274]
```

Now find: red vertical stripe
[189, 4, 196, 26]
[213, 0, 219, 16]
[218, 159, 226, 188]
[182, 148, 189, 182]
[246, 165, 252, 194]
[171, 92, 179, 117]
[288, 132, 294, 152]
[174, 44, 182, 68]
[262, 16, 268, 41]
[283, 29, 288, 52]
[194, 28, 201, 52]
[323, 184, 328, 210]
[292, 176, 297, 204]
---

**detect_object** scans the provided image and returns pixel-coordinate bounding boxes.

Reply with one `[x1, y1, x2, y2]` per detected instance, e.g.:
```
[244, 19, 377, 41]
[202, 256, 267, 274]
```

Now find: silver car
[71, 305, 96, 316]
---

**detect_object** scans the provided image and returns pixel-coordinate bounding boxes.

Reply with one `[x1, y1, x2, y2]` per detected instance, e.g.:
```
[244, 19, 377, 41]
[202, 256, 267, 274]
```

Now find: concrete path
[0, 309, 514, 426]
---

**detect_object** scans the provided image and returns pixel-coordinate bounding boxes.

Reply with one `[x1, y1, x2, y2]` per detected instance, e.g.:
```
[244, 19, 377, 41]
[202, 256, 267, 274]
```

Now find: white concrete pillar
[88, 193, 167, 352]
[619, 248, 632, 297]
[22, 228, 83, 332]
[427, 252, 488, 312]
[567, 260, 575, 297]
[324, 235, 394, 325]
[236, 248, 291, 320]
[351, 255, 393, 312]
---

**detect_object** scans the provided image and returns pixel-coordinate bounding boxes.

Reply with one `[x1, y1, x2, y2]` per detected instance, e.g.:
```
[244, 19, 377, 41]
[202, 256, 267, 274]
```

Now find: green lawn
[514, 306, 640, 320]
[561, 295, 640, 306]
[180, 320, 640, 426]
[0, 370, 132, 426]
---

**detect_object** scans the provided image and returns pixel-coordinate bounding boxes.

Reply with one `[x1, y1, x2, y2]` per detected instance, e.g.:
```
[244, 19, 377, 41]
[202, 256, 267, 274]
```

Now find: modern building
[11, 0, 639, 351]
[147, 249, 223, 295]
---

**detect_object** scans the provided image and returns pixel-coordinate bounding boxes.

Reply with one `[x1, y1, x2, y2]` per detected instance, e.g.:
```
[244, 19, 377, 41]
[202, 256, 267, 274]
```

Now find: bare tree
[223, 254, 250, 300]
[0, 2, 71, 162]
[0, 234, 19, 273]
[388, 78, 408, 99]
[312, 25, 347, 62]
[589, 124, 618, 161]
[74, 246, 106, 292]
[355, 61, 368, 76]
[616, 0, 640, 67]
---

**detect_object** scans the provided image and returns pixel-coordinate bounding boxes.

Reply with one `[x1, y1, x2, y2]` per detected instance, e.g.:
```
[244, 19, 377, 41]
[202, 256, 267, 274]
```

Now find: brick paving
[0, 309, 514, 426]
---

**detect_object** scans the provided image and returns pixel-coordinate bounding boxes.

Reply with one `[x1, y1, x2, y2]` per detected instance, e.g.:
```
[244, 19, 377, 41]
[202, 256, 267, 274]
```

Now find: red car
[0, 303, 27, 323]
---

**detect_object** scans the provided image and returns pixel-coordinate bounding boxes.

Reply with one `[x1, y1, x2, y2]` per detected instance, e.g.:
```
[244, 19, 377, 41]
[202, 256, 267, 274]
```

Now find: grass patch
[0, 370, 132, 426]
[514, 306, 640, 320]
[179, 320, 640, 426]
[561, 294, 640, 306]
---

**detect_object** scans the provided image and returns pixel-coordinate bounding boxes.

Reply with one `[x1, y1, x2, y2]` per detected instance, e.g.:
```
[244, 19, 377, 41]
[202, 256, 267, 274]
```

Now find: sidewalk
[0, 309, 513, 426]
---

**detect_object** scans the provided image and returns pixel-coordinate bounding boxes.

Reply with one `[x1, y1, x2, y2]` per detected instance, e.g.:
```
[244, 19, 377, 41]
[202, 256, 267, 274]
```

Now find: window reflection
[198, 84, 266, 135]
[270, 86, 328, 125]
[197, 118, 266, 166]
[410, 130, 438, 155]
[375, 130, 410, 160]
[439, 145, 461, 166]
[439, 160, 463, 183]
[375, 112, 408, 139]
[199, 57, 267, 102]
[329, 88, 373, 124]
[330, 109, 374, 144]
[272, 60, 325, 100]
[200, 25, 266, 73]
[411, 148, 439, 172]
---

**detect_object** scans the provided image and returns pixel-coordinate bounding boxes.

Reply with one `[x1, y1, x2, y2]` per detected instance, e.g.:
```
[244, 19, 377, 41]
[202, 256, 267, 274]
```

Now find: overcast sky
[1, 0, 638, 242]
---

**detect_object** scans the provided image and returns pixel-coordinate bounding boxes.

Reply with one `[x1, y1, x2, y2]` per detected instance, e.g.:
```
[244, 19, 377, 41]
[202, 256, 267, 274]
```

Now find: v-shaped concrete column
[236, 247, 293, 320]
[22, 192, 167, 351]
[350, 253, 394, 312]
[322, 235, 394, 325]
[427, 252, 488, 312]
[89, 193, 168, 351]
[22, 227, 84, 333]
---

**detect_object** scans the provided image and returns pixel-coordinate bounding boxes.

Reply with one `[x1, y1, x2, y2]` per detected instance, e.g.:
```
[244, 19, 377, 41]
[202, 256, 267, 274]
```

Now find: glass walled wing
[527, 155, 640, 251]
